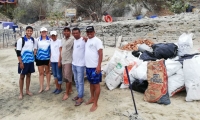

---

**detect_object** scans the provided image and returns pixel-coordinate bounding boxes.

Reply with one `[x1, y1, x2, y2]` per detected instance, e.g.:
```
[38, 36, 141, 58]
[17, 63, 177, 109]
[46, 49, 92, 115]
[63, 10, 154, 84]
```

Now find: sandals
[75, 100, 84, 106]
[72, 96, 79, 101]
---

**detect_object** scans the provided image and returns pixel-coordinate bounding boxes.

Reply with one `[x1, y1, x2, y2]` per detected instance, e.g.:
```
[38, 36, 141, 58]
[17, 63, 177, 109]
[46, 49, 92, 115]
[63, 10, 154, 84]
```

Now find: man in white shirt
[85, 26, 103, 112]
[71, 28, 85, 106]
[50, 31, 62, 94]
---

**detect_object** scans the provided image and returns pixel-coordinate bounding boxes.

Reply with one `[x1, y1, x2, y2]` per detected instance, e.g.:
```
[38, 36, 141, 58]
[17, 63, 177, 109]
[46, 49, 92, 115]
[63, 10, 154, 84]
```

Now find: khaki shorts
[62, 63, 72, 82]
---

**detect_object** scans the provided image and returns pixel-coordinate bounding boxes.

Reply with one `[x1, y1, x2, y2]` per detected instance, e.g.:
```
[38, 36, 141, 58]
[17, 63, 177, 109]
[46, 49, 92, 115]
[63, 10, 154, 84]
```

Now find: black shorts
[18, 62, 35, 75]
[36, 60, 50, 66]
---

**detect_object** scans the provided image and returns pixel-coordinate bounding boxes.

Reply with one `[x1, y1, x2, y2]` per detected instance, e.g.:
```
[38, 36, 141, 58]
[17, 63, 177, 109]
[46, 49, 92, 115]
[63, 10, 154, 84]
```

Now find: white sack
[105, 58, 129, 90]
[105, 69, 122, 90]
[105, 49, 135, 75]
[183, 55, 200, 101]
[178, 33, 193, 56]
[168, 69, 185, 97]
[105, 49, 124, 75]
[165, 59, 182, 77]
[129, 61, 148, 80]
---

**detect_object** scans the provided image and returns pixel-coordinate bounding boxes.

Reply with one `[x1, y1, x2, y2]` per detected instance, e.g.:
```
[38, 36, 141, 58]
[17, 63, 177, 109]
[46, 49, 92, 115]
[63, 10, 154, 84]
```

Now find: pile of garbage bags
[103, 33, 200, 104]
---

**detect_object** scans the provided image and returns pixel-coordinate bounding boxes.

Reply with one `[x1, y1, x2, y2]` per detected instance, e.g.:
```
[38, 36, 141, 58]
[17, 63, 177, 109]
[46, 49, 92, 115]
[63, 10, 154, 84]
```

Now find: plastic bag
[183, 55, 200, 101]
[105, 68, 122, 90]
[123, 62, 137, 85]
[105, 49, 134, 75]
[105, 59, 129, 90]
[178, 33, 193, 56]
[168, 69, 185, 97]
[165, 59, 182, 77]
[138, 43, 153, 52]
[129, 61, 148, 80]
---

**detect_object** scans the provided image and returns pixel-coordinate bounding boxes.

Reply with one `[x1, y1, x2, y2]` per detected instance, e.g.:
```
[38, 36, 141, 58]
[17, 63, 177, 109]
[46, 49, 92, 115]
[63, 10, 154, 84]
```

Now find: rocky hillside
[82, 12, 200, 47]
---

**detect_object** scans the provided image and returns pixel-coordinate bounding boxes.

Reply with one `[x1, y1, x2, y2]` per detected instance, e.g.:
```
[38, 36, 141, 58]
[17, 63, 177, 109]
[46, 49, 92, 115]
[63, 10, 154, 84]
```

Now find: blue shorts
[18, 62, 35, 75]
[86, 68, 102, 84]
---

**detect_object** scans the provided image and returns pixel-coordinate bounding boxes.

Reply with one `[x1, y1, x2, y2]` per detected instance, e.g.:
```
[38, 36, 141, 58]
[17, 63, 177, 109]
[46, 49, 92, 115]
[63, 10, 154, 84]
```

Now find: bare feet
[85, 98, 95, 105]
[62, 94, 69, 101]
[18, 94, 23, 100]
[45, 87, 50, 91]
[90, 104, 98, 112]
[26, 91, 33, 96]
[38, 89, 43, 93]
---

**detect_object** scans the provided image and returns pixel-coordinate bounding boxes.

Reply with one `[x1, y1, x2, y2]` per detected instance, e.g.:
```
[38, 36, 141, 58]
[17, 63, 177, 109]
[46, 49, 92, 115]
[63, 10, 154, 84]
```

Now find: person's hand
[95, 65, 101, 74]
[58, 62, 61, 68]
[82, 36, 88, 42]
[20, 63, 24, 69]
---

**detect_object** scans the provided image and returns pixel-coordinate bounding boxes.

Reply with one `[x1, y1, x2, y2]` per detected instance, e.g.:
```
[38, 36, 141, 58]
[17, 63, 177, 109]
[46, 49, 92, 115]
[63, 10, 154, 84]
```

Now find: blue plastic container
[150, 15, 157, 18]
[136, 15, 143, 20]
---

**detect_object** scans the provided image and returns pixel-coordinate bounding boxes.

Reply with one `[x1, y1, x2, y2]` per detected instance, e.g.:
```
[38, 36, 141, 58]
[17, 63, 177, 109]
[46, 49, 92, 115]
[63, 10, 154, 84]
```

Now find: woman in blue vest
[35, 27, 51, 93]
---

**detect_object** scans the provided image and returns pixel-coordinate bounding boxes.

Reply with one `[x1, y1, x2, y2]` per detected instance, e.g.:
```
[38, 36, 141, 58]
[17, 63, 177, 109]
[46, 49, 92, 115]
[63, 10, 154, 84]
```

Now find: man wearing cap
[50, 31, 63, 94]
[61, 27, 74, 100]
[35, 27, 51, 93]
[85, 26, 103, 112]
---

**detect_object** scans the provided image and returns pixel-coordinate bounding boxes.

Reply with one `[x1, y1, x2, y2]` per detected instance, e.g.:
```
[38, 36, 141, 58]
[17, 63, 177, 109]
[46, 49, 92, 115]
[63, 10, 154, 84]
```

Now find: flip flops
[75, 100, 84, 106]
[72, 96, 79, 101]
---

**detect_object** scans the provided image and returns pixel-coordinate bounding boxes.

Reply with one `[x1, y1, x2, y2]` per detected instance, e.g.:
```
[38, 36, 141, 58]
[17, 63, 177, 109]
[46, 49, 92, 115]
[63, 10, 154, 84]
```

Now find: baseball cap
[40, 27, 48, 32]
[86, 26, 95, 32]
[50, 31, 57, 35]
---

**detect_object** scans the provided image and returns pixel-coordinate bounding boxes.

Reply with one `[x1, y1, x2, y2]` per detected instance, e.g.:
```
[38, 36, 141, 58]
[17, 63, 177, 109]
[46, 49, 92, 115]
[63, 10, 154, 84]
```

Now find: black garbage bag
[139, 51, 157, 61]
[132, 51, 140, 57]
[129, 79, 148, 93]
[152, 43, 178, 59]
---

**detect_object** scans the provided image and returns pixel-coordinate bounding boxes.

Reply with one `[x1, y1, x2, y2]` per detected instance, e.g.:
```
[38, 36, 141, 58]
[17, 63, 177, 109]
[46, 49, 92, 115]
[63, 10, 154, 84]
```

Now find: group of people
[16, 25, 103, 112]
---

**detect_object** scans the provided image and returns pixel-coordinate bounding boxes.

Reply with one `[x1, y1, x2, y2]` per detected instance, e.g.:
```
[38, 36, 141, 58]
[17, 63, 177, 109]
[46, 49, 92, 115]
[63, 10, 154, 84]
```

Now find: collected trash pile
[121, 39, 154, 51]
[103, 33, 200, 105]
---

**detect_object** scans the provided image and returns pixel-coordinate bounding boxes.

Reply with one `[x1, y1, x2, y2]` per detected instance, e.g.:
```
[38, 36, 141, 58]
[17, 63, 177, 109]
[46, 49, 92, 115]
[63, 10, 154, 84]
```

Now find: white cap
[50, 31, 57, 35]
[40, 27, 47, 32]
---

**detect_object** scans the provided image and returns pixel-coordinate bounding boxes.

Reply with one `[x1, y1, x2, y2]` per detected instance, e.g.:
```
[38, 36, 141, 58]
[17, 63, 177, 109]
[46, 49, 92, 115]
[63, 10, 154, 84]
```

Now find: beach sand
[0, 47, 200, 120]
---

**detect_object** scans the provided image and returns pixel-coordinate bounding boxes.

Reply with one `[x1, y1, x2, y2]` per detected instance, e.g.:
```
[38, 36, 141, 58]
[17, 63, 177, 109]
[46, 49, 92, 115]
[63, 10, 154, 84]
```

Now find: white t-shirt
[17, 37, 36, 63]
[50, 39, 62, 62]
[72, 37, 85, 66]
[35, 37, 51, 60]
[85, 36, 103, 68]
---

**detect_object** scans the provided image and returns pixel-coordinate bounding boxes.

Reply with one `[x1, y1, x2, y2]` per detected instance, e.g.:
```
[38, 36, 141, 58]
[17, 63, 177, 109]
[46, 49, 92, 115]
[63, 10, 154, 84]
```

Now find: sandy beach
[0, 47, 200, 120]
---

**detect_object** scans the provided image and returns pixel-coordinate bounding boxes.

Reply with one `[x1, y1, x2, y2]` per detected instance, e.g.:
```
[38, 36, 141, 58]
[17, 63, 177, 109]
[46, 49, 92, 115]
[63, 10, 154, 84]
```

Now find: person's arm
[96, 49, 103, 73]
[49, 46, 51, 65]
[58, 40, 62, 68]
[82, 36, 88, 42]
[96, 39, 103, 73]
[58, 47, 62, 68]
[16, 39, 24, 69]
[34, 38, 38, 55]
